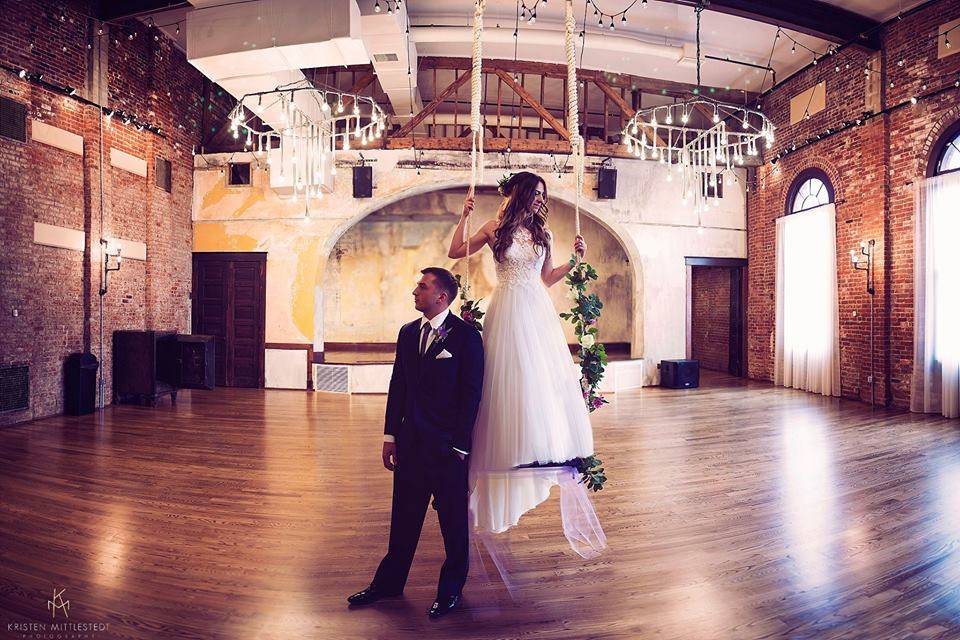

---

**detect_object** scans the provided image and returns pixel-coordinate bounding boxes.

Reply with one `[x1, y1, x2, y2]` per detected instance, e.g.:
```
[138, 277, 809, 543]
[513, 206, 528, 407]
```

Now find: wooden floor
[2, 372, 960, 639]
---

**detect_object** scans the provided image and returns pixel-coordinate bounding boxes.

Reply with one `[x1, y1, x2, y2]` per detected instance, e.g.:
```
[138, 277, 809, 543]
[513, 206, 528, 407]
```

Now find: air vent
[155, 157, 172, 192]
[314, 364, 348, 393]
[373, 53, 399, 62]
[0, 364, 29, 413]
[0, 97, 27, 142]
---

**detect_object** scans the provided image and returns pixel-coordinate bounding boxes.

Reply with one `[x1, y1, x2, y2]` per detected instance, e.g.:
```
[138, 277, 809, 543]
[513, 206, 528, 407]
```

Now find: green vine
[454, 274, 485, 332]
[560, 257, 609, 491]
[559, 258, 609, 414]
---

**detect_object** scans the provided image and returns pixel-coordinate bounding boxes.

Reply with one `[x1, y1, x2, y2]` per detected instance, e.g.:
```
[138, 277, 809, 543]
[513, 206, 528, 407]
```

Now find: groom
[348, 267, 484, 618]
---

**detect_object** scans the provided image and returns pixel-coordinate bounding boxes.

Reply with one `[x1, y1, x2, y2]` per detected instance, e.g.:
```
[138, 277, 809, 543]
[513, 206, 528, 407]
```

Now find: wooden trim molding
[265, 342, 315, 391]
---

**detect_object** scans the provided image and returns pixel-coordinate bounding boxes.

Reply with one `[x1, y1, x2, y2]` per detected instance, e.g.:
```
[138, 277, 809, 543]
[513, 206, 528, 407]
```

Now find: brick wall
[0, 1, 230, 425]
[747, 0, 960, 408]
[691, 266, 731, 372]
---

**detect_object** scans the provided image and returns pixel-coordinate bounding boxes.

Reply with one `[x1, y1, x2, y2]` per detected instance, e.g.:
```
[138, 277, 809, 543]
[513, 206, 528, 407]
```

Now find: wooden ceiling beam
[419, 56, 757, 105]
[392, 70, 471, 138]
[592, 78, 666, 148]
[494, 69, 570, 141]
[656, 0, 881, 50]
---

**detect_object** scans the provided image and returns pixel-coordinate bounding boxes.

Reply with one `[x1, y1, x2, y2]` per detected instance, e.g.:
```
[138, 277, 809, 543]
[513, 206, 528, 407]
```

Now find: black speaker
[597, 166, 617, 199]
[660, 359, 700, 389]
[353, 165, 373, 198]
[64, 352, 98, 415]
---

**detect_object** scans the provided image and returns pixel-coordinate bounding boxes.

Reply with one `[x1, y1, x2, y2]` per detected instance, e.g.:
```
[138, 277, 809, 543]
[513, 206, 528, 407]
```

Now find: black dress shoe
[347, 586, 401, 606]
[427, 593, 462, 618]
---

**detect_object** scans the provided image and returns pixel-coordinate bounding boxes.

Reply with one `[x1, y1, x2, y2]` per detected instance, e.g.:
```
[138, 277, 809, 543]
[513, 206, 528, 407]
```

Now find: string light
[4, 63, 163, 134]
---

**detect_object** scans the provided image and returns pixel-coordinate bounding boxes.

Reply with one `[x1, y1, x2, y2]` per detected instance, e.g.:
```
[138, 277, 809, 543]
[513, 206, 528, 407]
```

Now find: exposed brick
[691, 266, 731, 372]
[0, 1, 232, 425]
[747, 0, 960, 409]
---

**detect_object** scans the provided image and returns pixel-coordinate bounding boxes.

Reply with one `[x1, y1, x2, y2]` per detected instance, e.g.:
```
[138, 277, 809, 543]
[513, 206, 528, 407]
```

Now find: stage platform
[313, 356, 645, 394]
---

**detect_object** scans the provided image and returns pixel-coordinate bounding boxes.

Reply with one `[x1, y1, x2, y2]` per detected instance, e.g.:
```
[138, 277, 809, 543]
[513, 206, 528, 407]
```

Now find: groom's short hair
[421, 267, 458, 304]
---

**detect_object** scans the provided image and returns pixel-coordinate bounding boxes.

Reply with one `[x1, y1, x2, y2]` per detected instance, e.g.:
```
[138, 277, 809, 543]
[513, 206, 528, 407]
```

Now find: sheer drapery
[774, 203, 841, 396]
[911, 172, 960, 418]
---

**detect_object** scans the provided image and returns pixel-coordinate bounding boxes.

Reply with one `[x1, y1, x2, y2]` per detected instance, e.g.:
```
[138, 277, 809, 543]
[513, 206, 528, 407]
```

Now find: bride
[447, 171, 600, 540]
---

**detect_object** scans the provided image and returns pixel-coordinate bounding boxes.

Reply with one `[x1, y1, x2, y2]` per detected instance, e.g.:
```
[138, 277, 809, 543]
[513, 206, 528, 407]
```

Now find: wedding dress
[468, 225, 604, 556]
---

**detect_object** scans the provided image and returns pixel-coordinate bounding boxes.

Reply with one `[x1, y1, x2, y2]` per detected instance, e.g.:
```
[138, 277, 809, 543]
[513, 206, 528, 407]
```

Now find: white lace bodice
[494, 226, 546, 289]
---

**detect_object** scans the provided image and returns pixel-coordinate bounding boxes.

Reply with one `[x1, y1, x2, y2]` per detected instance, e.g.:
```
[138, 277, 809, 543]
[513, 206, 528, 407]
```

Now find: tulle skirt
[469, 278, 595, 534]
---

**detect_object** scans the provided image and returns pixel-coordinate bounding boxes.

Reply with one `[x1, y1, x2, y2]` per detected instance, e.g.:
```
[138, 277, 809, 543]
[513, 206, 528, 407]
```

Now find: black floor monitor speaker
[660, 359, 700, 389]
[597, 166, 617, 199]
[353, 165, 373, 198]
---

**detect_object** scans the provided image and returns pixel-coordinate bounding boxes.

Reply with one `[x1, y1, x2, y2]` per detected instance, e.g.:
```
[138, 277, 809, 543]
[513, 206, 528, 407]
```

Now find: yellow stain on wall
[201, 179, 229, 211]
[291, 236, 323, 341]
[193, 223, 258, 252]
[200, 178, 268, 219]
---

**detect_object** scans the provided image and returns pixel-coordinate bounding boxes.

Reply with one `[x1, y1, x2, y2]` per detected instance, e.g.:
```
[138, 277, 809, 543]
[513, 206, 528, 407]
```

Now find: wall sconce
[99, 239, 122, 296]
[850, 239, 876, 407]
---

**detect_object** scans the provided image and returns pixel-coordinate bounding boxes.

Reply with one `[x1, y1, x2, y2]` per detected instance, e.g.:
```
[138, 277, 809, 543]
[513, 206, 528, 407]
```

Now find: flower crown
[497, 173, 517, 197]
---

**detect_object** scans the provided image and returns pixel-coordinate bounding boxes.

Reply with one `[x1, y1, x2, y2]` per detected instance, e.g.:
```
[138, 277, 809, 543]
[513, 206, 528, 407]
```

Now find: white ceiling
[149, 0, 931, 95]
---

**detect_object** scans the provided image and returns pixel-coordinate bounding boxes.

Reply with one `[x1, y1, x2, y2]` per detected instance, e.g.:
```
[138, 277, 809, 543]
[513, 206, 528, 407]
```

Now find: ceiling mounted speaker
[353, 165, 373, 198]
[597, 166, 617, 200]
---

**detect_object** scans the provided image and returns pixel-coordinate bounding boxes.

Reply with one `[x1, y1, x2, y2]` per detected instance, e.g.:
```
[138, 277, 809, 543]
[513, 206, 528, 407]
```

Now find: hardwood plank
[2, 372, 960, 638]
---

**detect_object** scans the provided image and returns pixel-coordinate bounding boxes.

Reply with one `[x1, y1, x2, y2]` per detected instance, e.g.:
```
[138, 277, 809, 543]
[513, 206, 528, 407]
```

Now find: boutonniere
[434, 324, 451, 344]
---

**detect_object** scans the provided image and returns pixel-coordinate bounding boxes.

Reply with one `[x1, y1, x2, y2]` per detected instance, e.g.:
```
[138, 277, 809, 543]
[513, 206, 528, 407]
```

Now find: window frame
[927, 119, 960, 178]
[786, 168, 835, 215]
[227, 162, 252, 186]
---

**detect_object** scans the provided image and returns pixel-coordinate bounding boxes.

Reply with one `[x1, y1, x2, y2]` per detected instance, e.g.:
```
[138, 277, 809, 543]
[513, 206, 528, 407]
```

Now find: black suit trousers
[372, 436, 470, 598]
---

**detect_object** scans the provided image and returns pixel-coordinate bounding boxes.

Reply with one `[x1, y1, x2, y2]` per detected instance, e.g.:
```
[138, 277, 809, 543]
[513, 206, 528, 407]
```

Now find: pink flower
[463, 311, 474, 322]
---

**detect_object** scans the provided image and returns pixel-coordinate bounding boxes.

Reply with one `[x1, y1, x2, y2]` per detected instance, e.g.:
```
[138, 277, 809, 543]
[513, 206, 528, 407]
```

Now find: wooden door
[192, 253, 266, 388]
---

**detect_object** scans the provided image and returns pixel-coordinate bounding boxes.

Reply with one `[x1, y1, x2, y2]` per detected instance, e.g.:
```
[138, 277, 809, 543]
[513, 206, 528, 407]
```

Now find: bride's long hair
[493, 171, 550, 263]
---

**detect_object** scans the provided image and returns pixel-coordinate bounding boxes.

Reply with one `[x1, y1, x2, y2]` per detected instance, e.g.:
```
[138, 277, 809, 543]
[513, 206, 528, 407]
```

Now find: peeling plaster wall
[193, 149, 746, 385]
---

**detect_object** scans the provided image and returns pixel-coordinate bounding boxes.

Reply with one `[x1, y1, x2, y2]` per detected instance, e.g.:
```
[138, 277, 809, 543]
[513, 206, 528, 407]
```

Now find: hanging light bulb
[665, 111, 673, 125]
[713, 107, 719, 123]
[374, 0, 381, 12]
[791, 42, 796, 54]
[609, 18, 615, 30]
[337, 99, 344, 113]
[343, 134, 350, 151]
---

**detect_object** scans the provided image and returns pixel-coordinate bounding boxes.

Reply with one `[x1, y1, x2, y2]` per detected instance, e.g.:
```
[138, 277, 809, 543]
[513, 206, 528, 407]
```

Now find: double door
[192, 252, 266, 388]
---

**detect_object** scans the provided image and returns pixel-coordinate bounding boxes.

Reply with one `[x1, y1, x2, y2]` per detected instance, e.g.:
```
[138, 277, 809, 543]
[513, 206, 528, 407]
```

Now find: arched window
[786, 168, 835, 215]
[928, 119, 960, 177]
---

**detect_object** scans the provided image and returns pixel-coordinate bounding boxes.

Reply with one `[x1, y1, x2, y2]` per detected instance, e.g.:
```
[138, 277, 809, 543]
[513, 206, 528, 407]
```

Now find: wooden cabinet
[112, 331, 179, 406]
[175, 335, 216, 390]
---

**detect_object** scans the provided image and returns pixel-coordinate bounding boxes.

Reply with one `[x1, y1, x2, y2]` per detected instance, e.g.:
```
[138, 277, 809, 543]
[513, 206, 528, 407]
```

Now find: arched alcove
[314, 179, 644, 360]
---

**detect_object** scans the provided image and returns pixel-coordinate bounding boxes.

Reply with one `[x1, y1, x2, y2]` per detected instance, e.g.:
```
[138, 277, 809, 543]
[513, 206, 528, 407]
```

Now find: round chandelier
[227, 82, 387, 201]
[621, 99, 775, 213]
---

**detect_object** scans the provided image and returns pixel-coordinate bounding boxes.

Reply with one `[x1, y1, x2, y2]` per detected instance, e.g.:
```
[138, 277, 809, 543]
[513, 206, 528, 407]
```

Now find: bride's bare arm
[448, 196, 493, 259]
[541, 232, 586, 287]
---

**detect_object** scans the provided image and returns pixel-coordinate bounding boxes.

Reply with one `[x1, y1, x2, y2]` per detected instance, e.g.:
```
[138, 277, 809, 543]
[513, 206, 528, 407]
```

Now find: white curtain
[911, 172, 960, 418]
[775, 203, 841, 396]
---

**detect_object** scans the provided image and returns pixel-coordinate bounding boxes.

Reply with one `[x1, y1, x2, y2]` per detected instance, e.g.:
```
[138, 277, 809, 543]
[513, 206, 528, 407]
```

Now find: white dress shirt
[384, 308, 468, 456]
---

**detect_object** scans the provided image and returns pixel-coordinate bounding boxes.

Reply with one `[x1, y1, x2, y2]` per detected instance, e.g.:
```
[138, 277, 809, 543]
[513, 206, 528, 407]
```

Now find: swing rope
[564, 0, 584, 257]
[463, 0, 486, 296]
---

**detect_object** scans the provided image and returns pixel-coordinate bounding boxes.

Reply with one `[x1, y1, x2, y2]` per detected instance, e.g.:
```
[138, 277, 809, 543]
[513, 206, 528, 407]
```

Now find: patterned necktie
[419, 322, 431, 357]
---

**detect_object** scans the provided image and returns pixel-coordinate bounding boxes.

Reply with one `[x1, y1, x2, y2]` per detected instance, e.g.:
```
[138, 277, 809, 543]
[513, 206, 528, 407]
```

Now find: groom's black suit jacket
[384, 311, 484, 455]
